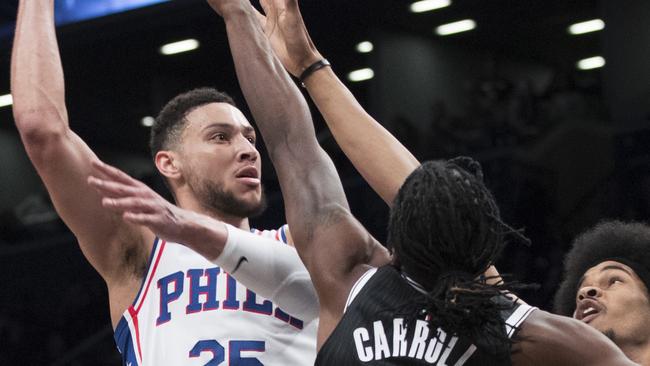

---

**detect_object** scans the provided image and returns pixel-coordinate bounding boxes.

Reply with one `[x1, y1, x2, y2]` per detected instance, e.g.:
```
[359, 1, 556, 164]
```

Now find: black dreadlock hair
[387, 157, 530, 362]
[554, 220, 650, 316]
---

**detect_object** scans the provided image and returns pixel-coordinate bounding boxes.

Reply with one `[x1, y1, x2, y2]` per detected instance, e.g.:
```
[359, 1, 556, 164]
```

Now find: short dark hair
[150, 87, 236, 158]
[388, 157, 521, 360]
[554, 220, 650, 316]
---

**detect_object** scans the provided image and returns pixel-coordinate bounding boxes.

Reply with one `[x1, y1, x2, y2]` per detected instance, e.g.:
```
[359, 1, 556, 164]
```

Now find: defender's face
[574, 260, 650, 344]
[178, 102, 263, 215]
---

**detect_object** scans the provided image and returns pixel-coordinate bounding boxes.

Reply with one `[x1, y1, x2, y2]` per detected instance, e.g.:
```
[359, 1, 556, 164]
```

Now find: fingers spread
[91, 160, 141, 186]
[101, 196, 158, 214]
[88, 176, 141, 198]
[122, 212, 158, 226]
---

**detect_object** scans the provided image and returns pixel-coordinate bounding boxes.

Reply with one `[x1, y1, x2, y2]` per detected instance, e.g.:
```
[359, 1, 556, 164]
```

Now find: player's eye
[211, 133, 227, 141]
[608, 276, 623, 286]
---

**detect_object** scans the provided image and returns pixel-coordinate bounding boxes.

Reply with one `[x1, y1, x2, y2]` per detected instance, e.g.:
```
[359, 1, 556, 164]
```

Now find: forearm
[304, 68, 420, 205]
[217, 225, 318, 321]
[222, 7, 316, 158]
[174, 211, 228, 262]
[220, 7, 349, 251]
[11, 0, 68, 128]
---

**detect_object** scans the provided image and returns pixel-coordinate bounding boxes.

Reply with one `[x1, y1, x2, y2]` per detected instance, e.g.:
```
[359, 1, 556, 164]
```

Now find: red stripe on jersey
[275, 230, 280, 241]
[129, 306, 144, 364]
[135, 240, 166, 313]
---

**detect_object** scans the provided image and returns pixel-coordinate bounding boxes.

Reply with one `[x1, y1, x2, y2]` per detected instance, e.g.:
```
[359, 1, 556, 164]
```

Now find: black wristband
[299, 59, 330, 87]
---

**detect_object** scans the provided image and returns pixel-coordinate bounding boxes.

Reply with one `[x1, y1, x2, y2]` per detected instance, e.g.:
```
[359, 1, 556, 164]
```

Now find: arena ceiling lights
[0, 94, 12, 108]
[568, 19, 605, 35]
[141, 116, 155, 127]
[410, 0, 451, 13]
[356, 41, 374, 53]
[159, 39, 200, 55]
[348, 68, 375, 82]
[435, 19, 476, 36]
[577, 56, 605, 70]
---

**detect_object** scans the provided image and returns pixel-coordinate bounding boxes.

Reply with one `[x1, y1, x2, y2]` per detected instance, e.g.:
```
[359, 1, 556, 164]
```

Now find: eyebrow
[202, 123, 255, 135]
[578, 264, 633, 288]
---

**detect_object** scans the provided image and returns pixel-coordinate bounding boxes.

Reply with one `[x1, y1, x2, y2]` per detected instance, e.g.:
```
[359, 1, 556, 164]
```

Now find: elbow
[13, 109, 68, 160]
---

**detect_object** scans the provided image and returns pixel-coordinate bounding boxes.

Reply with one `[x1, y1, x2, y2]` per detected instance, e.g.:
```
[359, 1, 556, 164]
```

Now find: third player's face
[178, 102, 263, 216]
[574, 260, 650, 345]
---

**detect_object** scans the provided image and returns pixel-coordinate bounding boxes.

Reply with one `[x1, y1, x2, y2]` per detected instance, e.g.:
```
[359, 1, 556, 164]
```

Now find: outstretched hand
[253, 0, 323, 77]
[87, 160, 210, 247]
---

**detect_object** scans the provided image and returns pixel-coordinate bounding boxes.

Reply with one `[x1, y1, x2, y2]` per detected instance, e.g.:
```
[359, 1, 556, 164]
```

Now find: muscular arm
[302, 68, 420, 204]
[209, 0, 390, 342]
[89, 161, 319, 321]
[512, 310, 637, 366]
[11, 1, 147, 286]
[255, 0, 419, 205]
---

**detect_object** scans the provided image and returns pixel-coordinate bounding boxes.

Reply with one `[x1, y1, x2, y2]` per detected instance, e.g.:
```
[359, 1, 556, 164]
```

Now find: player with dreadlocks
[239, 0, 638, 364]
[554, 221, 650, 365]
[81, 0, 641, 363]
[326, 157, 532, 364]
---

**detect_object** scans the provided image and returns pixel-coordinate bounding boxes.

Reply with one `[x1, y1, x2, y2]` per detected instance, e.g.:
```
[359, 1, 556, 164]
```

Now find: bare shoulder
[512, 310, 636, 366]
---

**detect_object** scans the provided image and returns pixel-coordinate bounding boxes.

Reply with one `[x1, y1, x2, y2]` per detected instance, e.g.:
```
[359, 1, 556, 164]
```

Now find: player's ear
[155, 150, 182, 181]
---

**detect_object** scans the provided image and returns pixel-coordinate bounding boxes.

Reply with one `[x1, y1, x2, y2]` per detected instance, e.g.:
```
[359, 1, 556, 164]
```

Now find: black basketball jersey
[315, 266, 535, 366]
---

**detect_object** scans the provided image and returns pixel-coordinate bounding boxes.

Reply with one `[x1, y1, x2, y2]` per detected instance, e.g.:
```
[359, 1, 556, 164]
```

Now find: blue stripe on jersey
[114, 317, 139, 366]
[280, 225, 288, 244]
[131, 238, 161, 307]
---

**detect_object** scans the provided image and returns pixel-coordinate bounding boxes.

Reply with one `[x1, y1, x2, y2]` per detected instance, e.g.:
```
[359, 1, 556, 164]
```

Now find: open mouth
[580, 306, 600, 323]
[235, 166, 260, 187]
[575, 299, 603, 324]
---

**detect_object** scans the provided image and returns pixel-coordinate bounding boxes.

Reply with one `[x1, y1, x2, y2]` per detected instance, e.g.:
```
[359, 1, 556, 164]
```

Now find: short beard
[192, 178, 267, 219]
[603, 329, 617, 343]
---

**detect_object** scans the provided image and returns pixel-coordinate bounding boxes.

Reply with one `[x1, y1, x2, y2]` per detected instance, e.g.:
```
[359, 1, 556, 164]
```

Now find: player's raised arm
[88, 160, 319, 321]
[255, 0, 511, 291]
[11, 1, 147, 290]
[206, 0, 390, 342]
[254, 0, 419, 205]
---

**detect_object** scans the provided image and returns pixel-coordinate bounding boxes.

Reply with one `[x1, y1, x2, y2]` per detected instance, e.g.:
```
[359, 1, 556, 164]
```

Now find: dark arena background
[0, 0, 649, 364]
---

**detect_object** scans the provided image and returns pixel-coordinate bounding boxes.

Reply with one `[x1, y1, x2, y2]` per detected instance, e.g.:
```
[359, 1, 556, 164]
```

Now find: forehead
[183, 102, 253, 133]
[580, 260, 642, 285]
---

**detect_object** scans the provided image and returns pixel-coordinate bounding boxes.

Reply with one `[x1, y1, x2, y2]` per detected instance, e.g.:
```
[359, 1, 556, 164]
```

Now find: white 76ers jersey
[114, 226, 317, 365]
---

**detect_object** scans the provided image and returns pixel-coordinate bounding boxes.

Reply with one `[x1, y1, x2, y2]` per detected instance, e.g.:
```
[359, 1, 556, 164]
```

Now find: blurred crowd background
[0, 0, 649, 364]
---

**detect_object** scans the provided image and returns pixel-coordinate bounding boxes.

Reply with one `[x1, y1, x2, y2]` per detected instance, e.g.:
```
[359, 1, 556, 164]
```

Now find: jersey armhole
[344, 267, 378, 313]
[505, 303, 537, 338]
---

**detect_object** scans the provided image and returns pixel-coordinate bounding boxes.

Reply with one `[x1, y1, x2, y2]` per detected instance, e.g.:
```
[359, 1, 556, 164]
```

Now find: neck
[176, 194, 250, 231]
[617, 339, 650, 365]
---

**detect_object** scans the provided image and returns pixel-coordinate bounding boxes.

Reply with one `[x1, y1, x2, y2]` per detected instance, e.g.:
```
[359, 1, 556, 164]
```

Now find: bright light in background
[435, 19, 476, 36]
[347, 68, 374, 82]
[141, 116, 155, 127]
[410, 0, 451, 13]
[568, 19, 605, 35]
[577, 56, 605, 70]
[356, 41, 374, 53]
[0, 94, 13, 108]
[160, 39, 200, 55]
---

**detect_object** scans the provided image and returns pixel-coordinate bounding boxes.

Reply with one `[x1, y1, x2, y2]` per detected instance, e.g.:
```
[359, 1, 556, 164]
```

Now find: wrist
[181, 212, 228, 261]
[298, 53, 325, 75]
[299, 58, 331, 87]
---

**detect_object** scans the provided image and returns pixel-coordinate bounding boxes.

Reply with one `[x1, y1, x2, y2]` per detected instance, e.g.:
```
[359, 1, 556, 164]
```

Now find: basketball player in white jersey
[11, 2, 318, 365]
[200, 0, 637, 364]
